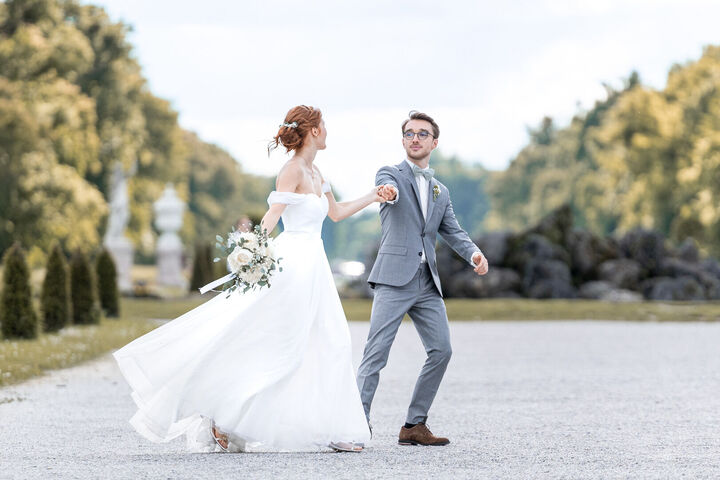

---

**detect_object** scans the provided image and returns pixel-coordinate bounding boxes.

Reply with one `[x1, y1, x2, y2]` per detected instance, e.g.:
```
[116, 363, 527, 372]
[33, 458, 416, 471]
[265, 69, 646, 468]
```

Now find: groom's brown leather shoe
[398, 423, 450, 446]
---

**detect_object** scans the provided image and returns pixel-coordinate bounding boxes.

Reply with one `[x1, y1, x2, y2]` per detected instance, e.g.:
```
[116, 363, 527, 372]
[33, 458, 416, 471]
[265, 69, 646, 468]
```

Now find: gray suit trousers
[356, 263, 451, 425]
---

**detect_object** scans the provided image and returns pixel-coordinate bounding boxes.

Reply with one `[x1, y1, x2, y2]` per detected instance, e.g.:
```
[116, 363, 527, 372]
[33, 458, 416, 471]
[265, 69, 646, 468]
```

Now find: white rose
[228, 231, 243, 246]
[240, 268, 263, 284]
[239, 232, 259, 250]
[227, 246, 253, 273]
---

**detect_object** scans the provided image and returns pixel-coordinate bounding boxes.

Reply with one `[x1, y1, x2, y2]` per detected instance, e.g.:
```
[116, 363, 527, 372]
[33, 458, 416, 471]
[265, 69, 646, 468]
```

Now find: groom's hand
[378, 185, 397, 201]
[472, 252, 488, 275]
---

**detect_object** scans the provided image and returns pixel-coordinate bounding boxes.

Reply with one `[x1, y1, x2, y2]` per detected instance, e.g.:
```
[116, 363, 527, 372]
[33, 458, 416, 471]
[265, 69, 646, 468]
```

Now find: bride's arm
[326, 187, 384, 222]
[259, 164, 302, 233]
[260, 204, 286, 234]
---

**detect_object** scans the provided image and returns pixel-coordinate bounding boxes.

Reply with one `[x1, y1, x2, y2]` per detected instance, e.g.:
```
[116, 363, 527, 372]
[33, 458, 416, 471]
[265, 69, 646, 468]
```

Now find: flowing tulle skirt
[113, 231, 370, 452]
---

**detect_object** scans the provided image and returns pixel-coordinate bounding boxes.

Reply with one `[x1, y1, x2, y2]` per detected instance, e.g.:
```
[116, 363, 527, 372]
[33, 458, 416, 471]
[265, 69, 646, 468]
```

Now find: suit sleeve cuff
[469, 250, 483, 266]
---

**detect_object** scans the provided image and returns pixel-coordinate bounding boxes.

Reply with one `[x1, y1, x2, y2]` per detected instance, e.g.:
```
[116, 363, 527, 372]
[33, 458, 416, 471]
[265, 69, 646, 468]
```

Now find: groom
[357, 110, 489, 446]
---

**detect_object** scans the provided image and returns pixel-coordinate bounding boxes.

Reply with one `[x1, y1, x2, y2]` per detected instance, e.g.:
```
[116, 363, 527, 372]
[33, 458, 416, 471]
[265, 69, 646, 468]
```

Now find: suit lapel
[398, 161, 425, 226]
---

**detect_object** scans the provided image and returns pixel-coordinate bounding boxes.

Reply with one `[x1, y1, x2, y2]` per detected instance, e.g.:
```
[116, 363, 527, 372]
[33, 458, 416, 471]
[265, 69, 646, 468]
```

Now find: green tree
[664, 46, 720, 252]
[1, 243, 37, 339]
[8, 152, 108, 255]
[70, 250, 100, 325]
[431, 151, 490, 237]
[486, 80, 629, 234]
[41, 242, 70, 332]
[0, 0, 273, 262]
[323, 210, 380, 262]
[95, 248, 119, 317]
[0, 3, 105, 257]
[185, 131, 273, 247]
[487, 47, 720, 256]
[590, 86, 682, 235]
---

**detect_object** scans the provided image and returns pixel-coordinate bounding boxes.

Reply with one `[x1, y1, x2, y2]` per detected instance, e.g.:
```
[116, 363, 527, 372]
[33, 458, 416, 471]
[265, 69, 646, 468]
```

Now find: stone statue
[104, 162, 135, 293]
[154, 184, 186, 289]
[105, 163, 133, 240]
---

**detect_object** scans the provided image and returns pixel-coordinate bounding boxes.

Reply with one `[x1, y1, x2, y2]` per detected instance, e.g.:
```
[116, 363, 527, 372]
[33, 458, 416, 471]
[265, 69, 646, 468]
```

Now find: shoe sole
[398, 440, 450, 446]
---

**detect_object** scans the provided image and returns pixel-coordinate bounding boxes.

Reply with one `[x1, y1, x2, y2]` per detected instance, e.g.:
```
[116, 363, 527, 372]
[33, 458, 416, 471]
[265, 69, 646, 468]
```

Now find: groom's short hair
[402, 110, 439, 139]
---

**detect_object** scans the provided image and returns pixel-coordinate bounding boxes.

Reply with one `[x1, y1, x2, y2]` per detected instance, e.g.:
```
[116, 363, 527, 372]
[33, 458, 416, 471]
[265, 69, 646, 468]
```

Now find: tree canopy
[0, 0, 270, 262]
[486, 46, 720, 256]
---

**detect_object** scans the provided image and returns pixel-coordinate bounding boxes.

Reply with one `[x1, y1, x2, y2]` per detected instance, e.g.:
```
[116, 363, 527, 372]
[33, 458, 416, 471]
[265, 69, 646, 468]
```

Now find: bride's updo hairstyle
[268, 105, 323, 154]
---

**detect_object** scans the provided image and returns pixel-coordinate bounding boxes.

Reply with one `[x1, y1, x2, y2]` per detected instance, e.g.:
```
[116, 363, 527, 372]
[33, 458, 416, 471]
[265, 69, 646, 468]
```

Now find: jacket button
[418, 252, 422, 256]
[421, 233, 425, 238]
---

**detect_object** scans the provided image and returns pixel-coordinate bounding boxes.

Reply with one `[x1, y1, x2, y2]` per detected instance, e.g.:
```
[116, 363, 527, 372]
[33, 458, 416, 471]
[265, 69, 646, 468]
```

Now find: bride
[113, 105, 383, 453]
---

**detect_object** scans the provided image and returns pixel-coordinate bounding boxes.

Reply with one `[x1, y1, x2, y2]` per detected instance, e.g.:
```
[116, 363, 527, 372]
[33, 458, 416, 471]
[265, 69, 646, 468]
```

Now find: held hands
[376, 184, 398, 202]
[372, 186, 387, 203]
[471, 252, 489, 275]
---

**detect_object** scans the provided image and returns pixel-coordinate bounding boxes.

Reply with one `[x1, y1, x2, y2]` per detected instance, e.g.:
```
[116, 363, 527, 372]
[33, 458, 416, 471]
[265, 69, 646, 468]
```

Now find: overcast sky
[93, 0, 719, 200]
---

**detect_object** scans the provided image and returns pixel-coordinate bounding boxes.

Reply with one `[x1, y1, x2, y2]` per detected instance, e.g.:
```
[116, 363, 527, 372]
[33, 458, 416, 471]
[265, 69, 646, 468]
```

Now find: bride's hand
[373, 186, 387, 203]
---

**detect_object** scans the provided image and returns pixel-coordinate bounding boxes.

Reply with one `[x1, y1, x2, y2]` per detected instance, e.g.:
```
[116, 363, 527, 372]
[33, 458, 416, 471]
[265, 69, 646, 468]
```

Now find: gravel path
[1, 320, 719, 479]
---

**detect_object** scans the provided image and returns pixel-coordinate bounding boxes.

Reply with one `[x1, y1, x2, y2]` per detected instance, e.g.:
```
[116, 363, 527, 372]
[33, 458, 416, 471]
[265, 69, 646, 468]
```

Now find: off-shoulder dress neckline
[277, 182, 330, 199]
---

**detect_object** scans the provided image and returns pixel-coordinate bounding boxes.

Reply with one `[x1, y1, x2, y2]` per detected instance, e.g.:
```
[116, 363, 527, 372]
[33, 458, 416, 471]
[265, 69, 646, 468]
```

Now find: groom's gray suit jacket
[367, 160, 480, 296]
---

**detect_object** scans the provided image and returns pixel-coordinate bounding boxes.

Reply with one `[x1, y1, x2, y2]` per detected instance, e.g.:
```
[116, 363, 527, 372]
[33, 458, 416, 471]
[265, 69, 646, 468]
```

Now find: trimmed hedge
[1, 243, 38, 339]
[70, 250, 100, 325]
[96, 248, 120, 317]
[189, 243, 214, 292]
[41, 243, 71, 332]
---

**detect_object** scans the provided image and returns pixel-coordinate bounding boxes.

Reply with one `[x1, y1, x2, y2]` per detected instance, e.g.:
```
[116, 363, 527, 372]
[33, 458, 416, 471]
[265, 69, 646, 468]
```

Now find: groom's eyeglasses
[403, 130, 433, 140]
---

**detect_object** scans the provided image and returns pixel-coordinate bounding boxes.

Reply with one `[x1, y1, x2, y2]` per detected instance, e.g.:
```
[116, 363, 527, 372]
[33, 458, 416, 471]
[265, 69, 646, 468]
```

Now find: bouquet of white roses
[199, 225, 282, 296]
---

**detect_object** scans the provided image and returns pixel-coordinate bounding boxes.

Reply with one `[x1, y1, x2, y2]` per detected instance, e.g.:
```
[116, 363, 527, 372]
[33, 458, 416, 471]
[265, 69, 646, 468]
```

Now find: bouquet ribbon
[199, 273, 235, 294]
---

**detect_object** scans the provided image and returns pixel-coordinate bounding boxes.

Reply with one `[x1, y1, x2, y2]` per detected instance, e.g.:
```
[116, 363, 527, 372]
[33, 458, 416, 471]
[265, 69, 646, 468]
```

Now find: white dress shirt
[405, 158, 430, 263]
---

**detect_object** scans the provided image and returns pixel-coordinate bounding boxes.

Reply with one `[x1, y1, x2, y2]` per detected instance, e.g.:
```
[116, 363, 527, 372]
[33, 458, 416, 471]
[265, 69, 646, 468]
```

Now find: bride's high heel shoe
[211, 421, 230, 452]
[329, 441, 363, 452]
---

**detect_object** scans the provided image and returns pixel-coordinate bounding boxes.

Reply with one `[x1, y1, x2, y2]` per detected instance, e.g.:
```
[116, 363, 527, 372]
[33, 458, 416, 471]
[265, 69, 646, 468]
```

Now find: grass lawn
[342, 298, 720, 322]
[2, 296, 719, 387]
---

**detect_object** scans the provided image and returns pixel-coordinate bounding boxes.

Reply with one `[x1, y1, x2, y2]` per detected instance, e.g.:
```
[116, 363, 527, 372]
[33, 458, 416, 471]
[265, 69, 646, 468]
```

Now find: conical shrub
[189, 243, 214, 292]
[96, 248, 120, 317]
[1, 243, 38, 339]
[189, 243, 206, 292]
[41, 243, 70, 333]
[70, 250, 100, 325]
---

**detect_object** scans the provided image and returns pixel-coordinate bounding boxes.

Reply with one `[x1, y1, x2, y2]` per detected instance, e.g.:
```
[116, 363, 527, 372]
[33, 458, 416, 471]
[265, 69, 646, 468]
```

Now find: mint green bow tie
[411, 164, 434, 180]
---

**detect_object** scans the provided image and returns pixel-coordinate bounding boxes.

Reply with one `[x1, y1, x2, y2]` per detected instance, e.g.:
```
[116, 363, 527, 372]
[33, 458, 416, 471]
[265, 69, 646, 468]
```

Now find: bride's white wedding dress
[113, 182, 370, 452]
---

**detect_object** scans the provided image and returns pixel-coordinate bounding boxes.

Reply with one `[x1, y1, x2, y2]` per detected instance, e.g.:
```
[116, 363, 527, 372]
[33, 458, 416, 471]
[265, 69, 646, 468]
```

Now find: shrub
[1, 243, 38, 339]
[96, 248, 120, 317]
[70, 251, 100, 325]
[41, 243, 70, 332]
[189, 243, 214, 292]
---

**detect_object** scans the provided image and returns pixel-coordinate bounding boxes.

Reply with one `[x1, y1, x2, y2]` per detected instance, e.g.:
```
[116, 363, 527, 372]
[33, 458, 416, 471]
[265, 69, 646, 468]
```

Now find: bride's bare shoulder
[275, 159, 303, 190]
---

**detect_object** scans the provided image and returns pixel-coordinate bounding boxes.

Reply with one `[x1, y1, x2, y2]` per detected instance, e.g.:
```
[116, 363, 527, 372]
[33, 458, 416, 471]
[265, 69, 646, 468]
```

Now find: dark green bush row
[1, 244, 119, 340]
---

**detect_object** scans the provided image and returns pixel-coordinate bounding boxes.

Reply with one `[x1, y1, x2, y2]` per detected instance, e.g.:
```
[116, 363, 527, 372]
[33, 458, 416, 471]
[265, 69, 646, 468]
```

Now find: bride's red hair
[268, 105, 323, 154]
